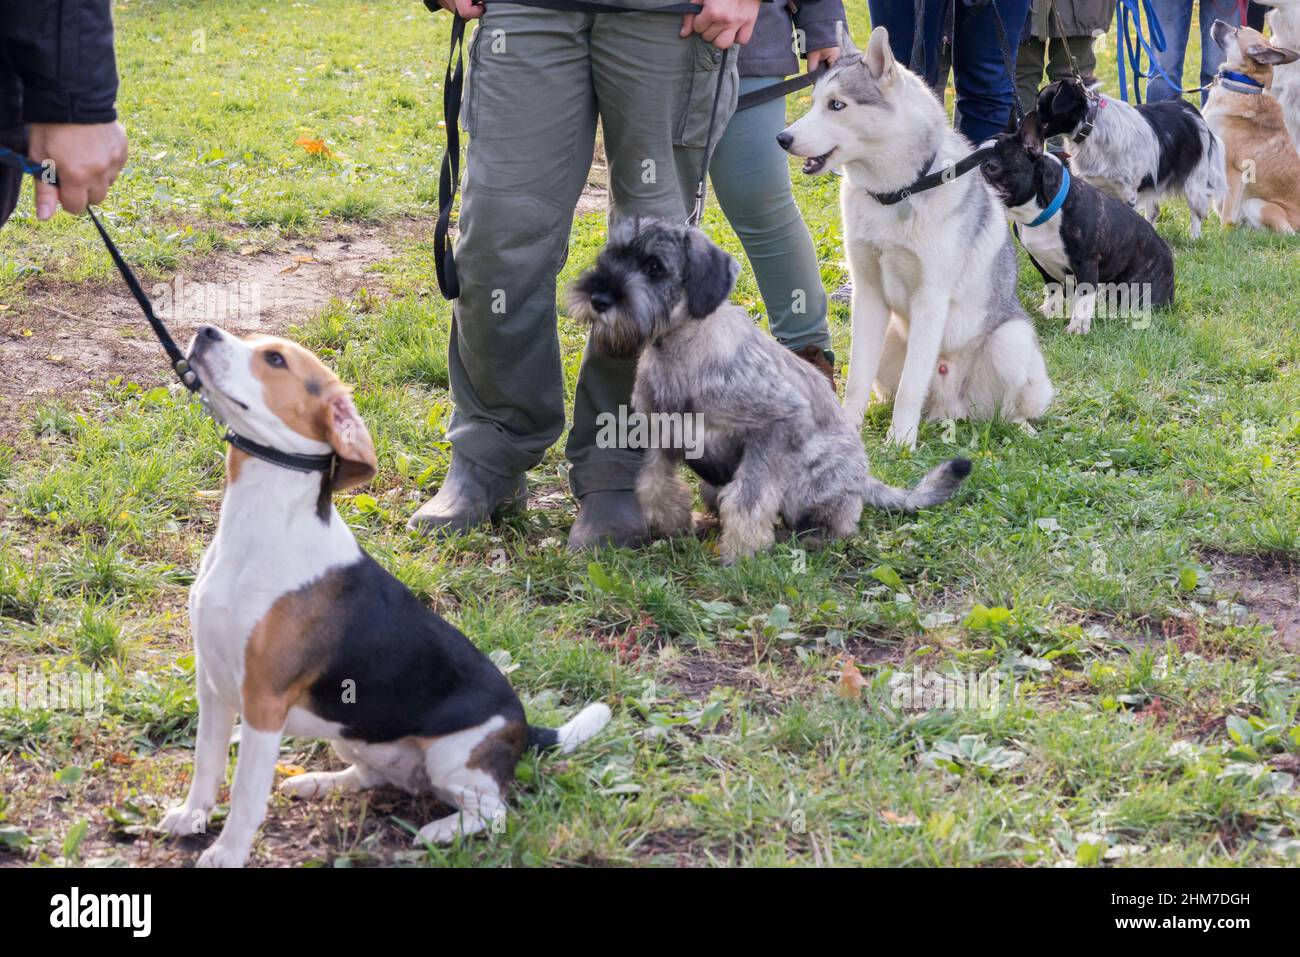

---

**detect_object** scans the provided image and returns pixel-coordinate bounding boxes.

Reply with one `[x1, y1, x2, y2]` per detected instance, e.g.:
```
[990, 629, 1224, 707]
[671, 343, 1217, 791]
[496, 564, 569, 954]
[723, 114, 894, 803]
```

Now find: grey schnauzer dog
[568, 220, 972, 564]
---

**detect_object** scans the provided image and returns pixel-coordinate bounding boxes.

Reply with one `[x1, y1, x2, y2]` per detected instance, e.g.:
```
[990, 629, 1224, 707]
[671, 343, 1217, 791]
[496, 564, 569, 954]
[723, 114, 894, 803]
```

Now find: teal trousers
[708, 74, 830, 354]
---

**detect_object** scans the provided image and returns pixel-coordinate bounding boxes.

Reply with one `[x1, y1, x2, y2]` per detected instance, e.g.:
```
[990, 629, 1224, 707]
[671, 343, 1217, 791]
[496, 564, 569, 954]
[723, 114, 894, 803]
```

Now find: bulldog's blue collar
[1219, 69, 1264, 95]
[1027, 165, 1070, 228]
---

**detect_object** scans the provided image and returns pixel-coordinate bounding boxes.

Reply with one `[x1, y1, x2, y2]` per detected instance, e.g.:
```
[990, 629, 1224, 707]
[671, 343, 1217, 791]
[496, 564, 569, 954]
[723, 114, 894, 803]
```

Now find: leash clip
[687, 190, 705, 228]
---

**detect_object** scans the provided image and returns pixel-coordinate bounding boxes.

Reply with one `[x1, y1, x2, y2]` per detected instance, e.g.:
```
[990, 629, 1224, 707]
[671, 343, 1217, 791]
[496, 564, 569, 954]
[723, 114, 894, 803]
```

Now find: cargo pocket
[460, 22, 488, 138]
[673, 37, 738, 149]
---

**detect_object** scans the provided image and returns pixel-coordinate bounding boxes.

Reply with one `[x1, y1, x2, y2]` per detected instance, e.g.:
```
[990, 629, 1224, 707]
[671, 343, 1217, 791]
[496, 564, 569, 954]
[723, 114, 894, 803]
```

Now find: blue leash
[1115, 0, 1213, 103]
[0, 145, 49, 180]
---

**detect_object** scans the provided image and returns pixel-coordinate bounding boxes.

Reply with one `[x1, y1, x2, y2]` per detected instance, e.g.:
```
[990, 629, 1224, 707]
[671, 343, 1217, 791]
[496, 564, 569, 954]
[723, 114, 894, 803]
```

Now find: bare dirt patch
[1205, 552, 1300, 652]
[0, 221, 426, 439]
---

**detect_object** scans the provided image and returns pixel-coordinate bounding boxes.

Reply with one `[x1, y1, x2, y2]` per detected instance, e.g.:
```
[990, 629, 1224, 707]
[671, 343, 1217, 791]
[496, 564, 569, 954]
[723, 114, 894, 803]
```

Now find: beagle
[159, 325, 610, 868]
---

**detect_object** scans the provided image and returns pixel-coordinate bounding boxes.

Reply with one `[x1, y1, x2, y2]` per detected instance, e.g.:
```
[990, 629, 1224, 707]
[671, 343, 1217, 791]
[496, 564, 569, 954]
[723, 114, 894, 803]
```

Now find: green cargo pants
[1015, 35, 1098, 115]
[446, 6, 738, 498]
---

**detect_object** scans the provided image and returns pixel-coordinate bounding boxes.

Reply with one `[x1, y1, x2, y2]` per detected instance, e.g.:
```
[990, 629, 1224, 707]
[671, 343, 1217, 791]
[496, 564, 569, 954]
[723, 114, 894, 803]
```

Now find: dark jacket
[1023, 0, 1113, 40]
[740, 0, 846, 78]
[0, 1, 119, 225]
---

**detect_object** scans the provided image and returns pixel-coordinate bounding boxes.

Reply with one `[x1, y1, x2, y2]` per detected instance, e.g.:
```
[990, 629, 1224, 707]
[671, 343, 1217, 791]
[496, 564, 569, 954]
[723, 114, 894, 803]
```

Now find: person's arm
[792, 0, 847, 71]
[0, 1, 128, 217]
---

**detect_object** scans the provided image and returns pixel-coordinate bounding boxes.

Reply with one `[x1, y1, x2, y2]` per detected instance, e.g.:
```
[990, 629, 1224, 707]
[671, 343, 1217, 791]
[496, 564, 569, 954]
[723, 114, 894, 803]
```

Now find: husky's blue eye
[828, 99, 847, 111]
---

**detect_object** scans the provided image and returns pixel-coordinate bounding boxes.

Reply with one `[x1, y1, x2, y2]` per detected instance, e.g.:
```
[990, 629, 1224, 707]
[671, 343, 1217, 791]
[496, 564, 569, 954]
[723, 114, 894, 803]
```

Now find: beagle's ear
[322, 388, 377, 492]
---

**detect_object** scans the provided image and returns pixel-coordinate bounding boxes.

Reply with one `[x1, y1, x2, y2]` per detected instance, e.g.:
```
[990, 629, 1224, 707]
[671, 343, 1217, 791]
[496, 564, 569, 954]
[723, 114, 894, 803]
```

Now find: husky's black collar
[868, 147, 993, 206]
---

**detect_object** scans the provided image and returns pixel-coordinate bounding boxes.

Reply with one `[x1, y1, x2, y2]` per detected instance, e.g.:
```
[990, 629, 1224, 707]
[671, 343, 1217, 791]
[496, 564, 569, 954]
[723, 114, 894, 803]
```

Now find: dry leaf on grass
[293, 135, 335, 159]
[880, 810, 920, 827]
[836, 655, 868, 699]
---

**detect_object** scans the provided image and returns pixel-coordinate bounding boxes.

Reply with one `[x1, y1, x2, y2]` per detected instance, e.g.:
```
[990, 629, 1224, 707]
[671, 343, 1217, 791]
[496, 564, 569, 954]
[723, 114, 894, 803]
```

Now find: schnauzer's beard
[568, 279, 662, 359]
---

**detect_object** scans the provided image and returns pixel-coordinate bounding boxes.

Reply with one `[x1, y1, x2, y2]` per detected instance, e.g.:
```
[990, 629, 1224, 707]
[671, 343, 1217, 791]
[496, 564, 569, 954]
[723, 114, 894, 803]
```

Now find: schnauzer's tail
[863, 458, 972, 512]
[527, 703, 612, 754]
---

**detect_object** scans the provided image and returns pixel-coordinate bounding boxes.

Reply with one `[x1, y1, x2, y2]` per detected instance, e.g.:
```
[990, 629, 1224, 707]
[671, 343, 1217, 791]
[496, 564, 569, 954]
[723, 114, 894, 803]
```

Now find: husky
[778, 25, 1053, 448]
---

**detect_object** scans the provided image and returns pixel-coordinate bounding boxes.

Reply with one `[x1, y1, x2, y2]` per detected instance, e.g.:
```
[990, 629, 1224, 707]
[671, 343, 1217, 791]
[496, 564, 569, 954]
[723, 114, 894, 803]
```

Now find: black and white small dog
[1036, 77, 1227, 237]
[568, 220, 971, 564]
[982, 112, 1174, 334]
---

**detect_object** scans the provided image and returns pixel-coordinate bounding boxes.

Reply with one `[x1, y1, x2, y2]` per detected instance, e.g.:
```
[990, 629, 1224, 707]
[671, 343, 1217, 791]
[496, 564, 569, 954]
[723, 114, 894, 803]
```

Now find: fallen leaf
[880, 809, 920, 826]
[276, 763, 306, 777]
[294, 135, 335, 159]
[108, 752, 134, 766]
[835, 655, 867, 700]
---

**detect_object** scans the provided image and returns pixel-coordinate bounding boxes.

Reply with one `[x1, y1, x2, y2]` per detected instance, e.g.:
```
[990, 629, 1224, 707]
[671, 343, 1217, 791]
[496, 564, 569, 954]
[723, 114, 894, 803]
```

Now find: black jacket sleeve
[0, 0, 119, 124]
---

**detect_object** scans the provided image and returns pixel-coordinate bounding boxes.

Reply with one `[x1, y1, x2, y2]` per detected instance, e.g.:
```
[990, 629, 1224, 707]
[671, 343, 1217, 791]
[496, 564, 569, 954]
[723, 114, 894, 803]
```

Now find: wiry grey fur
[568, 220, 972, 564]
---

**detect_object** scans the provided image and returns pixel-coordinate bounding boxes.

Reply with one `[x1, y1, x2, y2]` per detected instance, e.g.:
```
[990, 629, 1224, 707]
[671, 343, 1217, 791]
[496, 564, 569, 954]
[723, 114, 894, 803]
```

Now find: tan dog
[1204, 21, 1300, 233]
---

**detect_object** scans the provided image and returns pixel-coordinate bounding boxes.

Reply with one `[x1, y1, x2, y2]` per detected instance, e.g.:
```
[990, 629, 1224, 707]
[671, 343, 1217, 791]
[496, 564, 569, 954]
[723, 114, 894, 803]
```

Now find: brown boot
[793, 345, 836, 392]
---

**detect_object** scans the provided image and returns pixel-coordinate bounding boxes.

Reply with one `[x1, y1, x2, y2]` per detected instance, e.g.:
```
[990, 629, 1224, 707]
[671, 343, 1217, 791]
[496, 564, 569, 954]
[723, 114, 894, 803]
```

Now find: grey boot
[567, 490, 649, 551]
[408, 454, 527, 537]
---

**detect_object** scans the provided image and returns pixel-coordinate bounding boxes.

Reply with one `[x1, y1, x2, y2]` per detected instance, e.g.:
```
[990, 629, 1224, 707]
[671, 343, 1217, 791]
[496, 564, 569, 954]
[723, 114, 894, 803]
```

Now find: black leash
[868, 145, 993, 206]
[733, 63, 827, 112]
[687, 43, 730, 227]
[434, 12, 468, 300]
[0, 145, 336, 477]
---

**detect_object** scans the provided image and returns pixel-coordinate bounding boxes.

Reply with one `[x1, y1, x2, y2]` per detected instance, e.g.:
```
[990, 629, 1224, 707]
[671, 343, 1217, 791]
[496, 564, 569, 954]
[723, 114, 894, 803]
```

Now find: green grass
[0, 1, 1297, 867]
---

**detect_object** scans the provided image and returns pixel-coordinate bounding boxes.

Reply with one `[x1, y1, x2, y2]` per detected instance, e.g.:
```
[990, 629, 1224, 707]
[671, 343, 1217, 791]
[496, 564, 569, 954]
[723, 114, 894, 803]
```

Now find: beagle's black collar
[225, 430, 337, 476]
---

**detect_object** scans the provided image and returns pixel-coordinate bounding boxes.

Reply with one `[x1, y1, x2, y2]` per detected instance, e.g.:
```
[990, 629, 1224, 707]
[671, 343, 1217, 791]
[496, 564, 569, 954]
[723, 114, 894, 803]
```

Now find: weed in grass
[0, 557, 50, 623]
[50, 540, 157, 602]
[72, 603, 125, 667]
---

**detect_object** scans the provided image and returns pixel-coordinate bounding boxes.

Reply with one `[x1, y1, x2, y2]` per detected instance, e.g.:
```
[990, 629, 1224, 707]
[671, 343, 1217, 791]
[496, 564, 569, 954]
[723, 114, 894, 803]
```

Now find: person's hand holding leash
[437, 0, 484, 19]
[806, 46, 840, 72]
[680, 0, 761, 50]
[27, 121, 128, 219]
